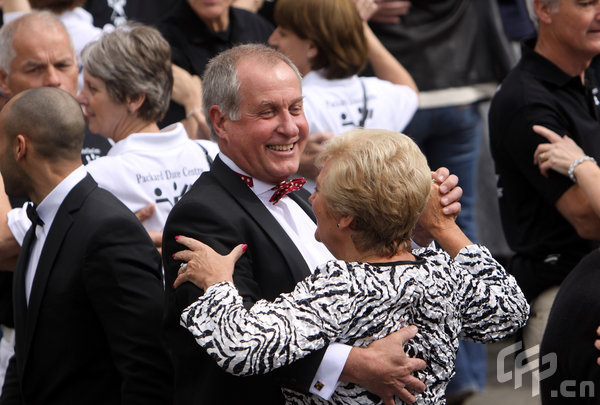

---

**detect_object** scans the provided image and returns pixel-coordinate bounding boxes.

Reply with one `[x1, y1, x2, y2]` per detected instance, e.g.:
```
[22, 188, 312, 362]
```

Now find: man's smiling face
[216, 57, 308, 185]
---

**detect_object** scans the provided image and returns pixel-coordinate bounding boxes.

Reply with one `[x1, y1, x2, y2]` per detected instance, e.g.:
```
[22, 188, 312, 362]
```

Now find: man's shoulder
[165, 169, 234, 223]
[73, 180, 141, 225]
[491, 64, 537, 108]
[489, 62, 553, 132]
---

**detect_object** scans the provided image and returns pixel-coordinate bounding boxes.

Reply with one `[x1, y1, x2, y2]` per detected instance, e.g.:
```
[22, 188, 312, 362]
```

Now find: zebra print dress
[181, 244, 529, 404]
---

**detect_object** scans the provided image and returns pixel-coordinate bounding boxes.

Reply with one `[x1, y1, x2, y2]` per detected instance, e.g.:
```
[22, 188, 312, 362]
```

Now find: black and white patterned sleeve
[180, 261, 356, 376]
[455, 244, 530, 342]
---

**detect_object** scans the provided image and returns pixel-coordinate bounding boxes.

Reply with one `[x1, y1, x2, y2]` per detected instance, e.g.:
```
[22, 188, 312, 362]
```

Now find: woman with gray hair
[172, 129, 529, 404]
[77, 23, 217, 235]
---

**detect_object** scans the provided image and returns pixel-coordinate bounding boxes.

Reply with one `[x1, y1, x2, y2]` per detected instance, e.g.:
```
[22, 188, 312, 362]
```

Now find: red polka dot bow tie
[269, 178, 306, 204]
[236, 172, 254, 188]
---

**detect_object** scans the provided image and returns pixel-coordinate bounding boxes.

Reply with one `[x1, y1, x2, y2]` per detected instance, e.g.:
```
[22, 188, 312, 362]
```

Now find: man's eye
[260, 110, 276, 118]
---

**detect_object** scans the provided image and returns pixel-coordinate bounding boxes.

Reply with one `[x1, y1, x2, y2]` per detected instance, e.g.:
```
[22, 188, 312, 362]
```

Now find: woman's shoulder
[412, 246, 452, 261]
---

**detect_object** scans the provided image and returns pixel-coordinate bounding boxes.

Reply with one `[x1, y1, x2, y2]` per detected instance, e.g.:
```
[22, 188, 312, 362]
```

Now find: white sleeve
[455, 244, 530, 341]
[7, 203, 31, 246]
[308, 343, 352, 399]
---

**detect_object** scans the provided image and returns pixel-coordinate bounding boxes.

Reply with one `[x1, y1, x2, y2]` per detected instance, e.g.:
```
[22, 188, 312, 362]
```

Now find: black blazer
[163, 156, 326, 405]
[1, 175, 173, 405]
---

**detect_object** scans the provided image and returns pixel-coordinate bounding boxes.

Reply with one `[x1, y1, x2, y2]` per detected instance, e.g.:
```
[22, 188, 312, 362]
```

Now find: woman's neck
[355, 249, 415, 264]
[112, 120, 160, 143]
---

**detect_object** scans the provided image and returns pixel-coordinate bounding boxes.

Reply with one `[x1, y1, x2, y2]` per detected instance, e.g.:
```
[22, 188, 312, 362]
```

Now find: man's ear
[534, 0, 553, 25]
[209, 105, 229, 142]
[0, 69, 13, 98]
[14, 134, 27, 162]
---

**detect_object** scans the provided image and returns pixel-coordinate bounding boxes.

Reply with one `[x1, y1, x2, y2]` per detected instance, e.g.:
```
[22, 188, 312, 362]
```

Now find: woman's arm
[171, 64, 211, 140]
[417, 183, 471, 257]
[533, 125, 600, 218]
[455, 245, 529, 342]
[2, 0, 30, 13]
[173, 238, 349, 376]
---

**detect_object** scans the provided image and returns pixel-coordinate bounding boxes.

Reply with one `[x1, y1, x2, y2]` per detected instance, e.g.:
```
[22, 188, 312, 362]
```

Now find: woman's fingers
[532, 125, 562, 143]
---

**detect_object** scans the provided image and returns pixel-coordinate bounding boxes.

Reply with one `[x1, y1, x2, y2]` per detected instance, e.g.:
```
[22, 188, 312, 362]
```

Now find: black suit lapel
[211, 157, 313, 282]
[19, 175, 97, 372]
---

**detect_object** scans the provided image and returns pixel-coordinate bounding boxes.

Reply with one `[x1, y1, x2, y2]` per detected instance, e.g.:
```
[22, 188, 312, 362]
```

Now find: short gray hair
[81, 23, 173, 123]
[539, 0, 559, 7]
[536, 0, 560, 13]
[202, 44, 302, 139]
[0, 11, 72, 75]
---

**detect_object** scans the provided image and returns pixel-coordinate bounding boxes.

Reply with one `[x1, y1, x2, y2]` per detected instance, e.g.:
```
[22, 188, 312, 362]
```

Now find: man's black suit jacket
[163, 156, 327, 405]
[1, 174, 173, 405]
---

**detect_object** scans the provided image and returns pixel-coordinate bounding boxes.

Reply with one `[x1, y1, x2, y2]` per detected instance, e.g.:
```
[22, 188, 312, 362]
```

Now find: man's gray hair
[0, 11, 72, 75]
[536, 0, 560, 12]
[202, 44, 302, 139]
[80, 22, 173, 123]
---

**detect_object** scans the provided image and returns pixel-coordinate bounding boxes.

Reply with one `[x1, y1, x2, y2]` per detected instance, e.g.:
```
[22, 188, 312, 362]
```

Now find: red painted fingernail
[172, 253, 176, 259]
[175, 235, 180, 240]
[242, 244, 248, 252]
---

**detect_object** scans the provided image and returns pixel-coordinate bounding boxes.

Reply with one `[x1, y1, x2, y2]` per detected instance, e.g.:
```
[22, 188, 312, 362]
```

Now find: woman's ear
[337, 215, 354, 231]
[127, 94, 146, 114]
[307, 41, 318, 60]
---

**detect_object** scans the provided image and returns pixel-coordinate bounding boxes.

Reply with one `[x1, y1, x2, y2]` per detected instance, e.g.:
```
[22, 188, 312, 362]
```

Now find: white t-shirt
[301, 70, 418, 191]
[302, 70, 418, 135]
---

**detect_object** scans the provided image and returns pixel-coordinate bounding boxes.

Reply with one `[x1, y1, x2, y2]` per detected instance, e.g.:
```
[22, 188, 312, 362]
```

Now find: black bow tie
[26, 203, 44, 227]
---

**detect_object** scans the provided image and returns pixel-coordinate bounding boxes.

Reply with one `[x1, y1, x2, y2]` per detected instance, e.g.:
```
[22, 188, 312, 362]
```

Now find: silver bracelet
[568, 156, 597, 182]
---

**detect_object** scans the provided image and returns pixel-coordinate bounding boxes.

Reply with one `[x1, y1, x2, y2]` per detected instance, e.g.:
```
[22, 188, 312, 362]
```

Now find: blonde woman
[174, 129, 529, 404]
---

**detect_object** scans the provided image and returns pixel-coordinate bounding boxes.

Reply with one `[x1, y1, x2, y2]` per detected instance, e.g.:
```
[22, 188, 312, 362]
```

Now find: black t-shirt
[489, 38, 600, 300]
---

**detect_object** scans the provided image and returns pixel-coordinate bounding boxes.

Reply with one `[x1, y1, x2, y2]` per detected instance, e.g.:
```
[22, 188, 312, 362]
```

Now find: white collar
[36, 165, 87, 229]
[219, 153, 279, 197]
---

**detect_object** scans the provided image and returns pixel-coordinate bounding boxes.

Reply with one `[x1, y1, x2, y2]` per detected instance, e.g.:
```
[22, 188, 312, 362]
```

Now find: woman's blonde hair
[274, 0, 367, 79]
[316, 129, 431, 257]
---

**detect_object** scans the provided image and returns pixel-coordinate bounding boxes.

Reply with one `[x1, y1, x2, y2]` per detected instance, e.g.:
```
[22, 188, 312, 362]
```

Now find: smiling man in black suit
[0, 87, 173, 405]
